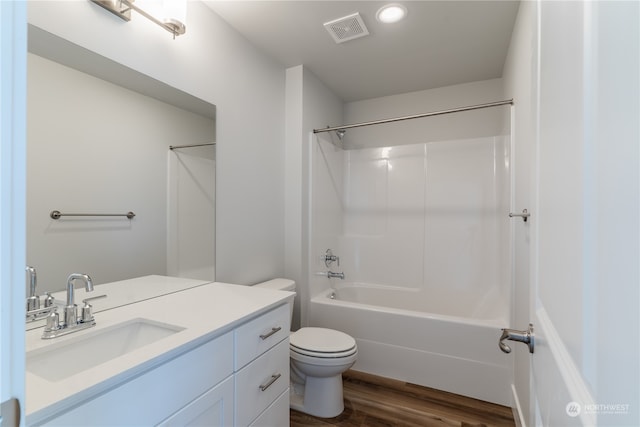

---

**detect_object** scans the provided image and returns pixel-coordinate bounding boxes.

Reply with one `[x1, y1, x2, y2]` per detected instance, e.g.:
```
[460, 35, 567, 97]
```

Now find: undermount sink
[27, 318, 184, 382]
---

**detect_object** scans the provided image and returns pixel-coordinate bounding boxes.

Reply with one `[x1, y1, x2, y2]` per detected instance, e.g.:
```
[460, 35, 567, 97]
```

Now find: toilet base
[289, 375, 345, 418]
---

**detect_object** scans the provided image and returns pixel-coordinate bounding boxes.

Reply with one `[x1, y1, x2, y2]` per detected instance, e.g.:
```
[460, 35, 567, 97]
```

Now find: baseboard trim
[511, 383, 526, 427]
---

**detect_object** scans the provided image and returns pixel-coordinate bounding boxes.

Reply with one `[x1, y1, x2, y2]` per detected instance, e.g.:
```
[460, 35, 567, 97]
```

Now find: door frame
[0, 1, 27, 425]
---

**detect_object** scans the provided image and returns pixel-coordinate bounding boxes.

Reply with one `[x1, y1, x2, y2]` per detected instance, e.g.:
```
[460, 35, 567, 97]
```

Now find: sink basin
[27, 318, 184, 382]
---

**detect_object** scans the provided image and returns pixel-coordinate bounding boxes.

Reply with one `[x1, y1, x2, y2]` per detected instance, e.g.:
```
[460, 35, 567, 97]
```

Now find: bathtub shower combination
[307, 108, 514, 406]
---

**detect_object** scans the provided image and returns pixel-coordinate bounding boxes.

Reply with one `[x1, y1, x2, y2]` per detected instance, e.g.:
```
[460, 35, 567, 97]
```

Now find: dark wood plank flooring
[290, 370, 516, 427]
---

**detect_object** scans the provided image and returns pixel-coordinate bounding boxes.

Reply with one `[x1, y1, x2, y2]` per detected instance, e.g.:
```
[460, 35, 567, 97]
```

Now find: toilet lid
[290, 327, 356, 354]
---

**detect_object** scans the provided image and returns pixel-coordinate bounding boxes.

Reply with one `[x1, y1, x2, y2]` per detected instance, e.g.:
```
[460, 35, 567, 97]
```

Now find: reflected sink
[27, 318, 184, 382]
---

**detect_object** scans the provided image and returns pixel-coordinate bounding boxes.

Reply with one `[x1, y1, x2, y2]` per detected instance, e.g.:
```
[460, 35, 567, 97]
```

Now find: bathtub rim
[312, 287, 508, 329]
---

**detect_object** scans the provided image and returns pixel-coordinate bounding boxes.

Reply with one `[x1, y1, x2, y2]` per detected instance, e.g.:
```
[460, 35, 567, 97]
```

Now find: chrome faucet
[64, 273, 94, 326]
[327, 271, 345, 280]
[42, 273, 100, 339]
[25, 266, 57, 322]
[26, 266, 40, 312]
[324, 249, 340, 267]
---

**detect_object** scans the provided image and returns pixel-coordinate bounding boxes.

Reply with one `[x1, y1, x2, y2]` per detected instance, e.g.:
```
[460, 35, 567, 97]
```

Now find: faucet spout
[66, 273, 94, 307]
[26, 266, 37, 298]
[65, 273, 94, 327]
[26, 266, 40, 312]
[327, 271, 345, 280]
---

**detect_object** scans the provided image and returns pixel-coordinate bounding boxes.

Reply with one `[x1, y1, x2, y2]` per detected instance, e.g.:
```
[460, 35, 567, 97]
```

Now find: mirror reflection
[26, 30, 216, 301]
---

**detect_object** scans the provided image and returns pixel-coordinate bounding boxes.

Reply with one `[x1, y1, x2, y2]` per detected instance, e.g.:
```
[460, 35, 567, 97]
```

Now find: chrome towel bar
[50, 210, 136, 220]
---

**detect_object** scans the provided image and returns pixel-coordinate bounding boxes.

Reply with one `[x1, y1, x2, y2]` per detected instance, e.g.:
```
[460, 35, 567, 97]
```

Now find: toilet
[254, 279, 357, 418]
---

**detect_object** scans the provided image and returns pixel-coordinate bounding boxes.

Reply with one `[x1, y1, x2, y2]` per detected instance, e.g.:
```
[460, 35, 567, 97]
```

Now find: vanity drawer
[234, 303, 290, 369]
[235, 338, 290, 427]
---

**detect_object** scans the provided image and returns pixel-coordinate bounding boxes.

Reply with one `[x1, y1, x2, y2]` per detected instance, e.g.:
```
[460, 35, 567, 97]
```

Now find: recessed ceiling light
[376, 3, 407, 24]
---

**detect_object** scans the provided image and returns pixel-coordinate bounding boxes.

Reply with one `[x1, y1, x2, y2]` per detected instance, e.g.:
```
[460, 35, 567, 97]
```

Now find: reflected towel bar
[50, 211, 136, 220]
[169, 142, 216, 150]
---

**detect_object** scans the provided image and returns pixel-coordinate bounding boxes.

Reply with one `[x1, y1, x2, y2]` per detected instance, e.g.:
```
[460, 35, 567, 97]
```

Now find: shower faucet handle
[324, 249, 340, 267]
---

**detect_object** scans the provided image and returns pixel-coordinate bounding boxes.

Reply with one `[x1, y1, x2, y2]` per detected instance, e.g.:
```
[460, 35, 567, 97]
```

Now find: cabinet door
[249, 389, 289, 427]
[34, 333, 234, 426]
[158, 375, 234, 427]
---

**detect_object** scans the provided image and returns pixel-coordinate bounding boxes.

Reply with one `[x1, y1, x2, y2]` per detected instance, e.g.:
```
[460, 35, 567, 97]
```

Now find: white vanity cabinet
[234, 303, 290, 427]
[26, 283, 291, 427]
[37, 332, 235, 426]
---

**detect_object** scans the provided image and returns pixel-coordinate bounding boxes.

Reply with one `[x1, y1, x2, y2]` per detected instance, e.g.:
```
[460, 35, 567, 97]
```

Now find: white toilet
[254, 279, 357, 418]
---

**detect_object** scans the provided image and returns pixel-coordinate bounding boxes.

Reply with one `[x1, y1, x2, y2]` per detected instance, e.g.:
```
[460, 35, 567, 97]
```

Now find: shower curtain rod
[313, 99, 513, 134]
[169, 142, 216, 150]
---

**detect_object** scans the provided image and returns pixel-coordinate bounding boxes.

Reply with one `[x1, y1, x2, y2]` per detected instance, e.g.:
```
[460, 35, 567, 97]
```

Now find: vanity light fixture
[376, 3, 407, 24]
[90, 0, 187, 38]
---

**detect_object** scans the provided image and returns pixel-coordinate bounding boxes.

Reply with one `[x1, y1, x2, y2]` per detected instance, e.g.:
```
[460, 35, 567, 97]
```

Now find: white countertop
[25, 279, 293, 423]
[26, 275, 212, 331]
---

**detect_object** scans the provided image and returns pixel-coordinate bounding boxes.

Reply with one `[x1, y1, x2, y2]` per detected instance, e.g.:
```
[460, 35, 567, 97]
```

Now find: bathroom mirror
[26, 26, 216, 297]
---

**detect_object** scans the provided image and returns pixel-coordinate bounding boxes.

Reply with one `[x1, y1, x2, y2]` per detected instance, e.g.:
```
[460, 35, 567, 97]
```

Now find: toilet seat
[290, 327, 357, 359]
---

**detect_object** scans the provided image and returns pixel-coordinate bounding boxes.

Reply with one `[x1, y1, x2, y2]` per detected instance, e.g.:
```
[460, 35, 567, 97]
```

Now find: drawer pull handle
[259, 373, 281, 392]
[259, 326, 282, 340]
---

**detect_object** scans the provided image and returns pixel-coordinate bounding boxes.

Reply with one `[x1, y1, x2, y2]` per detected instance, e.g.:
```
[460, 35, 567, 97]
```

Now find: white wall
[27, 1, 286, 285]
[285, 65, 343, 328]
[303, 76, 511, 318]
[307, 134, 344, 305]
[27, 53, 214, 291]
[343, 78, 508, 149]
[501, 1, 537, 425]
[167, 145, 216, 281]
[334, 136, 510, 320]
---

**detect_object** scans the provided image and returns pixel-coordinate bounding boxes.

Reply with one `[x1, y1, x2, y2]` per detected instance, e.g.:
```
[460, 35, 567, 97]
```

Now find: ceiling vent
[323, 13, 370, 44]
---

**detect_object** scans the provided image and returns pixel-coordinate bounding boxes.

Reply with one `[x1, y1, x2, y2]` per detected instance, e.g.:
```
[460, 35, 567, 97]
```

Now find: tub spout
[327, 271, 345, 280]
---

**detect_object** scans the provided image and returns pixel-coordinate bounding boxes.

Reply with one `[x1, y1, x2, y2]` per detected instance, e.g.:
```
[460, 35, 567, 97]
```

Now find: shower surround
[308, 134, 513, 404]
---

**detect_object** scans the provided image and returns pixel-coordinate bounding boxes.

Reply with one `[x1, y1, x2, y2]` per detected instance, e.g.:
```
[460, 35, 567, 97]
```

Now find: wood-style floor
[290, 370, 516, 427]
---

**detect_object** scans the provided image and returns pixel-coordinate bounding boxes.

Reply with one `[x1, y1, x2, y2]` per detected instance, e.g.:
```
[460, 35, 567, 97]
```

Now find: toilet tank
[253, 279, 296, 323]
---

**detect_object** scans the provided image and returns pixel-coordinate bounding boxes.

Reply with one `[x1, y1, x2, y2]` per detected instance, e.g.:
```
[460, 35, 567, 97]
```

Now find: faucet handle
[43, 292, 56, 308]
[44, 307, 60, 332]
[324, 249, 340, 267]
[81, 295, 107, 323]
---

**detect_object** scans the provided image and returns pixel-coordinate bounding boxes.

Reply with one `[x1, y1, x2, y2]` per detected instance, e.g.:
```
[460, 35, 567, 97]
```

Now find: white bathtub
[308, 283, 513, 406]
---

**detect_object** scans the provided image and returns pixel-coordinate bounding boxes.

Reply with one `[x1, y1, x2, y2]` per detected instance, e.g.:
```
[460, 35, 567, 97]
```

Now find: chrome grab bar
[499, 323, 534, 354]
[259, 326, 282, 340]
[259, 373, 281, 391]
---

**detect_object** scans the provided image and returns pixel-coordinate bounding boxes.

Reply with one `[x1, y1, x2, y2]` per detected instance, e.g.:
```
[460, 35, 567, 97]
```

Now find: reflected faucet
[25, 266, 58, 322]
[26, 266, 40, 312]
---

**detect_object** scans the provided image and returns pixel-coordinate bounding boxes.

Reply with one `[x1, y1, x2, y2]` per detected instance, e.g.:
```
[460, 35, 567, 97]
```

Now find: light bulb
[376, 4, 407, 24]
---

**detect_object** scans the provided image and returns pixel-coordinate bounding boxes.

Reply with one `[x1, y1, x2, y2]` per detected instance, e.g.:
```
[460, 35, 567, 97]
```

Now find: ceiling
[204, 1, 521, 102]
